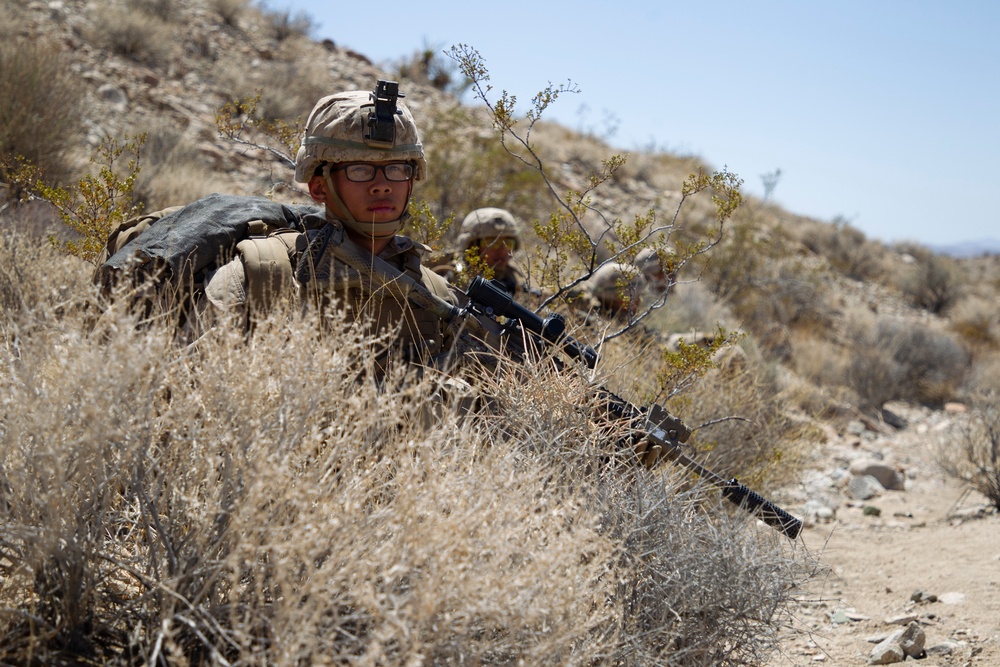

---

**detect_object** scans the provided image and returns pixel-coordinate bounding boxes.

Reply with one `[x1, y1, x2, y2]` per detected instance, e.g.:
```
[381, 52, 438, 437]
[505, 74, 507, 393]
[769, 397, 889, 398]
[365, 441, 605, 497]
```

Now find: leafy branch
[215, 91, 299, 169]
[447, 44, 743, 342]
[2, 133, 147, 265]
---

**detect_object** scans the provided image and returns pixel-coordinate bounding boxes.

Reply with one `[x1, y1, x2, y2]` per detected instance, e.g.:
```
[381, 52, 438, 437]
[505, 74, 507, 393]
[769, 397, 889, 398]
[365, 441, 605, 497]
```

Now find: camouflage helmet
[294, 87, 427, 184]
[634, 248, 661, 275]
[456, 207, 521, 251]
[587, 262, 643, 305]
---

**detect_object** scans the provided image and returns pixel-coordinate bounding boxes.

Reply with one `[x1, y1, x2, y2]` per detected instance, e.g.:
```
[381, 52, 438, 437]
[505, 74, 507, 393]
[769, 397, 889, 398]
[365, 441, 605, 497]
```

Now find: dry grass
[132, 124, 231, 211]
[0, 232, 808, 665]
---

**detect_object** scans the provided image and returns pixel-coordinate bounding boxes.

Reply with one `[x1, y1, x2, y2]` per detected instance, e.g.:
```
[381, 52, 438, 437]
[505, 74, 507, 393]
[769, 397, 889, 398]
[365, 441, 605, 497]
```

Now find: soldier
[200, 83, 463, 375]
[578, 262, 645, 321]
[434, 207, 527, 296]
[634, 247, 675, 296]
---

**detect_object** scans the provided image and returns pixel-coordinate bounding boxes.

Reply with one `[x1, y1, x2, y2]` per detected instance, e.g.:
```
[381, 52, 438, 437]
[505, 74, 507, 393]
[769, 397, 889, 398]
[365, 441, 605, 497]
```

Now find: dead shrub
[939, 393, 1000, 510]
[416, 104, 549, 230]
[669, 347, 807, 492]
[798, 216, 885, 281]
[89, 5, 175, 67]
[0, 36, 85, 187]
[391, 42, 465, 92]
[213, 57, 328, 123]
[744, 260, 835, 335]
[843, 312, 970, 413]
[645, 280, 737, 335]
[208, 0, 247, 26]
[962, 350, 1000, 398]
[949, 294, 999, 351]
[133, 0, 177, 22]
[264, 7, 313, 41]
[900, 252, 964, 314]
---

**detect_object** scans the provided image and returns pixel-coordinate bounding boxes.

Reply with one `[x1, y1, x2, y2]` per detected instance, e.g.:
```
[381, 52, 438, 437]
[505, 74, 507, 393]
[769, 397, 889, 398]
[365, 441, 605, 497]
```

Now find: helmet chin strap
[321, 165, 411, 240]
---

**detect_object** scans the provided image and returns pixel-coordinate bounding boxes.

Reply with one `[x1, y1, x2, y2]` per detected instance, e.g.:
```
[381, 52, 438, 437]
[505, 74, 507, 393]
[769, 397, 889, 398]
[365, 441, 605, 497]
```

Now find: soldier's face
[480, 237, 515, 271]
[328, 160, 413, 224]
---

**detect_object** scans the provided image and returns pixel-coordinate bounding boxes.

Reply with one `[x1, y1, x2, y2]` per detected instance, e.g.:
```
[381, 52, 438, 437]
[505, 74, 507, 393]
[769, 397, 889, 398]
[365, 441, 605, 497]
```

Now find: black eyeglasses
[330, 163, 414, 182]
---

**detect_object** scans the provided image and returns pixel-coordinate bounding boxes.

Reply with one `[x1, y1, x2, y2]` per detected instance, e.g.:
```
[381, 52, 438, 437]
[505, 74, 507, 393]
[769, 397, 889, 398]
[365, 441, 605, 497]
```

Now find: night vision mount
[364, 79, 403, 148]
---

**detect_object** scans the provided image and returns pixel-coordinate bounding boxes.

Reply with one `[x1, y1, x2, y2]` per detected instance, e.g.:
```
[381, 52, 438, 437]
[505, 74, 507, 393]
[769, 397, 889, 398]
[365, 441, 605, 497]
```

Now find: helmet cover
[294, 89, 426, 183]
[456, 207, 521, 251]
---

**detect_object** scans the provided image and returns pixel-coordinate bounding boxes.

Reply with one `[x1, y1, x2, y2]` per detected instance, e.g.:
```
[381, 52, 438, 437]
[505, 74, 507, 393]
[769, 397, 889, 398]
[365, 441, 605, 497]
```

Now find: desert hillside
[2, 1, 999, 665]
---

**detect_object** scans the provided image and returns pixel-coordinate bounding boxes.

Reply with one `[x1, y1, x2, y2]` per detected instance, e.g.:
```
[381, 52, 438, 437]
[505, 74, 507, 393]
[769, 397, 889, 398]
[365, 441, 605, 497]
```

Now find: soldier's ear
[307, 175, 329, 204]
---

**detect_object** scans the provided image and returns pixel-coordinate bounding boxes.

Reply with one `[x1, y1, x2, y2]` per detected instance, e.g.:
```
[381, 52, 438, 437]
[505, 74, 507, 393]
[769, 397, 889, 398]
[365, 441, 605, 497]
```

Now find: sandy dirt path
[768, 405, 1000, 666]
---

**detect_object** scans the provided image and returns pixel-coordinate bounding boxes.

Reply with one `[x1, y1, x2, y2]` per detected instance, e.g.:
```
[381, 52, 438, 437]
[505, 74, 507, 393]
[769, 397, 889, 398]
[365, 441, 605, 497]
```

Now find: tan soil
[768, 403, 1000, 666]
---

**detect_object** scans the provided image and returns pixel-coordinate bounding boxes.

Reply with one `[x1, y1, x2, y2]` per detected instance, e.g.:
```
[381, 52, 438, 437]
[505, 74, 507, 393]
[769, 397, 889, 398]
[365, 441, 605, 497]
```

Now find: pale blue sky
[265, 0, 998, 248]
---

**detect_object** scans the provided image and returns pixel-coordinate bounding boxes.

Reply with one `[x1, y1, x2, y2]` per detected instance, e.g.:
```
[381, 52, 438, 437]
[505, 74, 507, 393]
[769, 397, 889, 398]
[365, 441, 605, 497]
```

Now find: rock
[910, 590, 938, 603]
[97, 83, 128, 111]
[848, 459, 905, 490]
[900, 621, 926, 658]
[944, 402, 968, 413]
[884, 614, 918, 625]
[869, 630, 906, 664]
[829, 609, 852, 624]
[881, 407, 908, 429]
[926, 640, 959, 656]
[848, 475, 884, 500]
[862, 505, 882, 516]
[938, 591, 966, 605]
[803, 499, 837, 524]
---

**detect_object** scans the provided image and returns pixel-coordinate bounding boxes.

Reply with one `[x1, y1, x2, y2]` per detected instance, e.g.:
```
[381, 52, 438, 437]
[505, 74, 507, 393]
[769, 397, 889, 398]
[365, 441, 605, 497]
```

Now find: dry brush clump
[0, 233, 807, 666]
[0, 34, 86, 189]
[132, 123, 230, 212]
[839, 310, 970, 414]
[794, 216, 886, 282]
[938, 392, 1000, 511]
[892, 244, 964, 315]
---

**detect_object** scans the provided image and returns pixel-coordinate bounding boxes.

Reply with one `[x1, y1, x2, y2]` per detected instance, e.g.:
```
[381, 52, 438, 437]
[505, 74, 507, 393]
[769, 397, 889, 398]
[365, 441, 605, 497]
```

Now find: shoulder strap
[237, 229, 305, 312]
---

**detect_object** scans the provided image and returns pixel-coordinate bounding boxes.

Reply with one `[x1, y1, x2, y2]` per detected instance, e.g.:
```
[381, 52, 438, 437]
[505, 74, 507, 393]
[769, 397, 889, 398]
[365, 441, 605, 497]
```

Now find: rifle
[316, 233, 804, 540]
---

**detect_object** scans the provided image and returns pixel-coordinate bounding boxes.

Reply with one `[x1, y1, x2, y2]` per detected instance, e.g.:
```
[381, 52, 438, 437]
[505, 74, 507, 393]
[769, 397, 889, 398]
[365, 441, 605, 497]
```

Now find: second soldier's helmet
[588, 262, 644, 308]
[634, 248, 661, 277]
[294, 88, 427, 184]
[456, 207, 520, 252]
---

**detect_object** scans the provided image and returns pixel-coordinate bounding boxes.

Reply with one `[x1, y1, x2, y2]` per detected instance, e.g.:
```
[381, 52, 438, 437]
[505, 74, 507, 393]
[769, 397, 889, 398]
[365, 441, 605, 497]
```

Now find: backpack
[94, 193, 455, 324]
[94, 193, 321, 316]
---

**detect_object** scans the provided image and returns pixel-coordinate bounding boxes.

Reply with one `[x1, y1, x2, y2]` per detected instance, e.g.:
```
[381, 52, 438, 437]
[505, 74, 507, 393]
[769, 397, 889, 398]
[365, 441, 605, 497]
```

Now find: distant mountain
[928, 238, 1000, 258]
